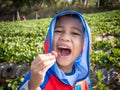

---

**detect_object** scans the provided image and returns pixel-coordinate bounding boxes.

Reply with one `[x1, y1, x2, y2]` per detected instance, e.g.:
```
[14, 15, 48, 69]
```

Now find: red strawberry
[51, 51, 58, 58]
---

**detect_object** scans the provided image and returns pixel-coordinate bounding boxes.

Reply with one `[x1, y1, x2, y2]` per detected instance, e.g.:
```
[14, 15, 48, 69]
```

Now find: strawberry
[51, 51, 58, 58]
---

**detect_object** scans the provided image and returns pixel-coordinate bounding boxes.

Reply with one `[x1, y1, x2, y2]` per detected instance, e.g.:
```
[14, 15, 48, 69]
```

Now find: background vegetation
[0, 9, 120, 90]
[0, 0, 120, 90]
[0, 0, 120, 21]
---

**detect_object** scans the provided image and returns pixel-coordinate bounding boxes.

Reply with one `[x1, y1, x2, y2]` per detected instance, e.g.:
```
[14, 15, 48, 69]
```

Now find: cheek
[52, 36, 57, 49]
[52, 39, 55, 48]
[74, 42, 83, 57]
[74, 39, 83, 51]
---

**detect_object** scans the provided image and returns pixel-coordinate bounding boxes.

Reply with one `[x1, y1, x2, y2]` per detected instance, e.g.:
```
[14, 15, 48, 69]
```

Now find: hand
[29, 51, 57, 90]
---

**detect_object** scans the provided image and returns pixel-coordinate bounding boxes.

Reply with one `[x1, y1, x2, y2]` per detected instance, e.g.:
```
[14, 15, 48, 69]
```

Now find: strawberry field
[0, 19, 50, 64]
[0, 10, 120, 90]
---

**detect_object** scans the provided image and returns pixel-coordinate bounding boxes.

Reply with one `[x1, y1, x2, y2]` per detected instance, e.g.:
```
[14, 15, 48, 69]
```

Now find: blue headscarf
[44, 10, 91, 84]
[18, 10, 91, 89]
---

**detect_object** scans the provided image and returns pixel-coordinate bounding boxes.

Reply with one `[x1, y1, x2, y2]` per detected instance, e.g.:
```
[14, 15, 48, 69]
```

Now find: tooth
[59, 46, 67, 48]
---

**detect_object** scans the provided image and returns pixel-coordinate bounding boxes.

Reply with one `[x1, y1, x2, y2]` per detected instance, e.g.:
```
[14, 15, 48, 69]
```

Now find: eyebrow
[72, 27, 84, 33]
[54, 25, 62, 29]
[55, 25, 83, 33]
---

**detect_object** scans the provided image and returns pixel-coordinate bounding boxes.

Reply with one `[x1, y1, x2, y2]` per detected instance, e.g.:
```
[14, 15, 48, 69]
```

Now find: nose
[60, 33, 71, 42]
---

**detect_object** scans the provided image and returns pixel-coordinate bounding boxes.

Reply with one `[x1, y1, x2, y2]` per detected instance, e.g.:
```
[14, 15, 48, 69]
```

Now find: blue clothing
[18, 10, 92, 90]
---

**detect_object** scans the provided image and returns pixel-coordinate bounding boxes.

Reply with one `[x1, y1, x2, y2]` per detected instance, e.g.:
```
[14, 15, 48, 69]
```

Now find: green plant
[2, 77, 24, 90]
[0, 10, 120, 90]
[93, 71, 110, 90]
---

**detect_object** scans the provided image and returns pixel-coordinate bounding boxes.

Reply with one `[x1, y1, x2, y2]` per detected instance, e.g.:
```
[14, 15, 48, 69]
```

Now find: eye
[54, 30, 62, 33]
[72, 32, 81, 36]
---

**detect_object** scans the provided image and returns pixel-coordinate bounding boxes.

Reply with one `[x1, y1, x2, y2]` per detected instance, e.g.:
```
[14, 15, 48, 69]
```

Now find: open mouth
[58, 46, 71, 57]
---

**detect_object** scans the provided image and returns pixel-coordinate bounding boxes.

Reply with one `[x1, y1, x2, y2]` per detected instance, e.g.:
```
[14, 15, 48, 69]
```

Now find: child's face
[53, 15, 84, 72]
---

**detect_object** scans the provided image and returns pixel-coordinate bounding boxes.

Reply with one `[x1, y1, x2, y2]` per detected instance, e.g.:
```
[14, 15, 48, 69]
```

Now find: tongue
[61, 49, 70, 56]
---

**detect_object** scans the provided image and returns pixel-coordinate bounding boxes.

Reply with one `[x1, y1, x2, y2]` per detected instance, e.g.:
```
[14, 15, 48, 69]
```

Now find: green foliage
[84, 10, 120, 36]
[92, 40, 112, 51]
[2, 77, 24, 90]
[87, 10, 120, 69]
[0, 10, 120, 89]
[0, 19, 51, 64]
[93, 71, 109, 90]
[90, 36, 120, 68]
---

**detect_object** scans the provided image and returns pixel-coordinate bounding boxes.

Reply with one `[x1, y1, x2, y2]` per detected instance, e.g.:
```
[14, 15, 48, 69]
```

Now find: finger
[32, 54, 55, 66]
[33, 51, 57, 62]
[37, 53, 55, 61]
[30, 62, 54, 85]
[51, 51, 58, 58]
[31, 51, 57, 67]
[31, 56, 55, 69]
[31, 60, 55, 77]
[34, 58, 55, 70]
[38, 61, 55, 72]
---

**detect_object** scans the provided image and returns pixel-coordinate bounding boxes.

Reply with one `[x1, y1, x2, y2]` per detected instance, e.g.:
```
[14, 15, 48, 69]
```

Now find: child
[18, 10, 92, 90]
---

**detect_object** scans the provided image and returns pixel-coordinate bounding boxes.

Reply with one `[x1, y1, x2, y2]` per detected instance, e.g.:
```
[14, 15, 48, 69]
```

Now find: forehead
[55, 14, 84, 32]
[56, 14, 82, 23]
[57, 14, 81, 22]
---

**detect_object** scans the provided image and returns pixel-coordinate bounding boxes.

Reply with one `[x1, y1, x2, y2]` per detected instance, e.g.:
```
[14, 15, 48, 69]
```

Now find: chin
[56, 59, 73, 67]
